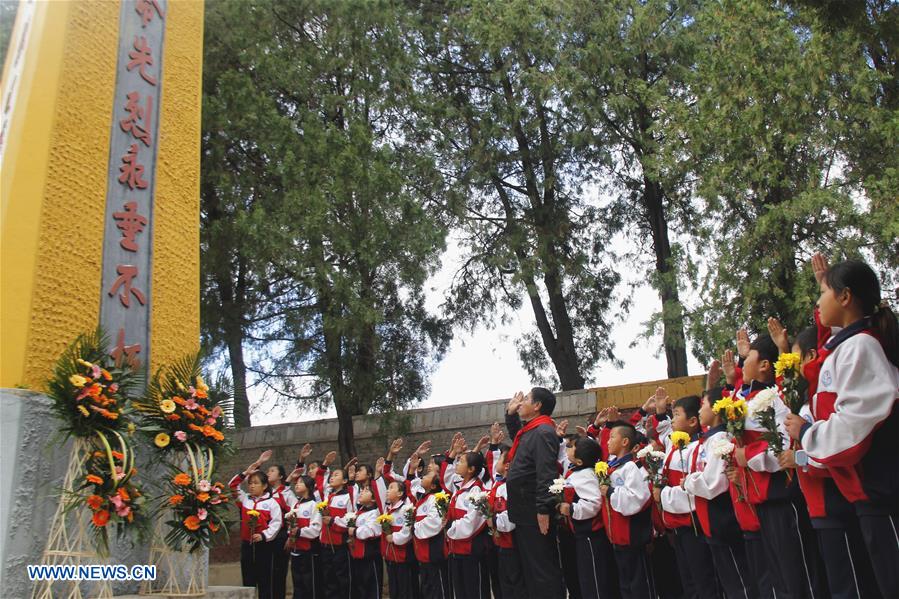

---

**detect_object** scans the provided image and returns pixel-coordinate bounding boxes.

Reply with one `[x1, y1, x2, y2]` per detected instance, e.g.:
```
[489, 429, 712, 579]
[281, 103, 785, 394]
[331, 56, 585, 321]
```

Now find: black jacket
[505, 412, 559, 524]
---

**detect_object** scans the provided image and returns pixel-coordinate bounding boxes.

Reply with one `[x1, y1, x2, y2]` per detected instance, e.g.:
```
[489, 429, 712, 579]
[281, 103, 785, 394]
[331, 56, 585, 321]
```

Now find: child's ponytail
[825, 260, 898, 367]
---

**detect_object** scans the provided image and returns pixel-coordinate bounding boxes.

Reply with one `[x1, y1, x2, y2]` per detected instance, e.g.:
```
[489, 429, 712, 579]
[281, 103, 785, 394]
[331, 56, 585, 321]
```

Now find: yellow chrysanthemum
[731, 399, 747, 419]
[316, 501, 329, 512]
[434, 492, 450, 503]
[196, 376, 209, 393]
[376, 513, 394, 524]
[77, 359, 94, 368]
[712, 397, 733, 414]
[774, 352, 801, 378]
[247, 509, 260, 518]
[160, 399, 176, 414]
[594, 461, 609, 477]
[69, 374, 89, 388]
[670, 431, 691, 449]
[77, 405, 90, 417]
[154, 433, 170, 448]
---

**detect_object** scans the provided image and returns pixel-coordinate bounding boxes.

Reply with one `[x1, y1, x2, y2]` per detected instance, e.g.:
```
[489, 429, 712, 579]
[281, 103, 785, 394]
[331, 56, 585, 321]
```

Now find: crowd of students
[228, 255, 899, 599]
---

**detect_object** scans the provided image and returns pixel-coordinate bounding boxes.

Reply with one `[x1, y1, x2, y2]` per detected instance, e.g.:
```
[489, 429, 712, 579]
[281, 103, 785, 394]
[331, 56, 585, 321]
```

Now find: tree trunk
[335, 403, 357, 463]
[643, 176, 689, 378]
[225, 317, 251, 427]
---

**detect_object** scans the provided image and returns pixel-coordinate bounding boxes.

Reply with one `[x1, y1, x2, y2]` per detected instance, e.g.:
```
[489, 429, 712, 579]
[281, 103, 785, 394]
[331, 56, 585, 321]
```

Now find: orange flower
[183, 411, 195, 420]
[196, 405, 210, 417]
[92, 510, 110, 527]
[169, 494, 184, 506]
[87, 383, 103, 398]
[172, 396, 187, 406]
[86, 474, 104, 485]
[209, 522, 219, 532]
[117, 487, 130, 501]
[111, 451, 124, 461]
[86, 495, 104, 510]
[127, 512, 134, 523]
[195, 388, 208, 399]
[196, 492, 210, 503]
[166, 414, 181, 421]
[183, 515, 201, 531]
[93, 451, 104, 458]
[188, 423, 203, 432]
[201, 425, 217, 438]
[173, 473, 191, 486]
[101, 369, 112, 381]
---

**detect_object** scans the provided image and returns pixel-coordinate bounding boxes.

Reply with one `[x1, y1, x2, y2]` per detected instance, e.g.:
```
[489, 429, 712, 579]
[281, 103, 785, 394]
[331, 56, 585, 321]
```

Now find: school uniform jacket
[683, 427, 742, 545]
[271, 484, 298, 528]
[602, 456, 652, 547]
[382, 499, 415, 563]
[800, 321, 899, 512]
[348, 505, 381, 560]
[413, 493, 446, 563]
[564, 466, 604, 536]
[320, 488, 353, 546]
[489, 479, 515, 548]
[446, 478, 489, 555]
[739, 382, 793, 504]
[228, 474, 283, 543]
[655, 418, 701, 529]
[287, 498, 323, 552]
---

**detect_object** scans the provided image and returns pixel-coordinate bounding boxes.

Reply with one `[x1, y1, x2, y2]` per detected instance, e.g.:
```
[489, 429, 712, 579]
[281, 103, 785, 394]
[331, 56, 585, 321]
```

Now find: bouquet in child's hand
[712, 397, 747, 441]
[549, 476, 566, 505]
[404, 506, 415, 530]
[594, 461, 610, 487]
[344, 511, 357, 530]
[466, 487, 492, 519]
[637, 445, 667, 487]
[247, 509, 261, 539]
[433, 492, 450, 518]
[775, 352, 804, 415]
[747, 388, 785, 455]
[316, 501, 329, 516]
[377, 513, 394, 534]
[709, 437, 745, 502]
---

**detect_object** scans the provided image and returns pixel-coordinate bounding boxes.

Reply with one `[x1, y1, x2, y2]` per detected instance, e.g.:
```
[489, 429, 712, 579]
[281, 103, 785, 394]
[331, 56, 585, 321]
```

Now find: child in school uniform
[487, 447, 527, 599]
[414, 469, 452, 599]
[600, 422, 654, 599]
[777, 325, 880, 599]
[446, 451, 491, 599]
[382, 481, 418, 599]
[557, 435, 584, 599]
[733, 335, 823, 598]
[286, 475, 322, 599]
[684, 388, 759, 599]
[319, 468, 353, 599]
[559, 437, 613, 599]
[347, 489, 383, 599]
[268, 464, 298, 599]
[785, 257, 899, 599]
[229, 468, 284, 599]
[653, 394, 719, 599]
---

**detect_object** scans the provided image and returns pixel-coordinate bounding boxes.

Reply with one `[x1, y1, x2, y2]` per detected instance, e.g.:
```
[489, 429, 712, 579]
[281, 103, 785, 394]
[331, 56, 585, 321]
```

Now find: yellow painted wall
[0, 0, 203, 389]
[591, 374, 706, 410]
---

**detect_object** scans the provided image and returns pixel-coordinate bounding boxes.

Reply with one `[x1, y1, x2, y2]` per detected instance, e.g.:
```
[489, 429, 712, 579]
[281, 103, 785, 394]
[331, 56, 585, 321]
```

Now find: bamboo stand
[32, 439, 113, 599]
[138, 515, 206, 597]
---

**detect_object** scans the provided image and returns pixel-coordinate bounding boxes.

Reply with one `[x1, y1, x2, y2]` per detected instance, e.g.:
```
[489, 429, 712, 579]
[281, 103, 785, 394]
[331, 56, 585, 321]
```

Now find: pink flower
[116, 505, 131, 518]
[211, 406, 223, 418]
[108, 383, 119, 394]
[197, 508, 208, 521]
[209, 498, 221, 505]
[109, 494, 124, 509]
[114, 467, 126, 481]
[198, 480, 211, 492]
[206, 418, 216, 425]
[91, 365, 101, 379]
[184, 398, 199, 411]
[174, 431, 187, 442]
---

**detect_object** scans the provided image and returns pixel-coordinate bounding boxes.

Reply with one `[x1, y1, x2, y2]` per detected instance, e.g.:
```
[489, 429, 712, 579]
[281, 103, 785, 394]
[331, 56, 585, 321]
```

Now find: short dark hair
[464, 451, 485, 478]
[750, 334, 779, 365]
[357, 464, 374, 479]
[574, 437, 602, 468]
[296, 475, 316, 499]
[246, 470, 269, 490]
[611, 421, 638, 449]
[703, 386, 724, 404]
[673, 395, 702, 421]
[795, 326, 818, 359]
[531, 387, 556, 416]
[269, 464, 286, 482]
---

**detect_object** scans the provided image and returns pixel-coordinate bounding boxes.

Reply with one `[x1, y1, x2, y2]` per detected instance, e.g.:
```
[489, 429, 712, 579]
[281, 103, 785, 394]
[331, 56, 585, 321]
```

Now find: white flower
[636, 445, 653, 459]
[467, 488, 484, 502]
[747, 388, 778, 419]
[548, 477, 566, 495]
[709, 438, 736, 459]
[650, 451, 666, 461]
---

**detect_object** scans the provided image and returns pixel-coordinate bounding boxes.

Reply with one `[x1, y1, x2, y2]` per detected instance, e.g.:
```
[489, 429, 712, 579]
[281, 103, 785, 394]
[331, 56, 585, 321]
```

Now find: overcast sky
[248, 230, 705, 426]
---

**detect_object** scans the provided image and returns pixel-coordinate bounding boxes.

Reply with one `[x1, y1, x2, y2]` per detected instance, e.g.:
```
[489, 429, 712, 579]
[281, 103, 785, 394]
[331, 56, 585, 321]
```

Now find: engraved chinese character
[111, 328, 141, 369]
[135, 0, 164, 27]
[127, 36, 157, 86]
[108, 264, 147, 308]
[118, 143, 149, 190]
[119, 91, 152, 146]
[112, 201, 148, 252]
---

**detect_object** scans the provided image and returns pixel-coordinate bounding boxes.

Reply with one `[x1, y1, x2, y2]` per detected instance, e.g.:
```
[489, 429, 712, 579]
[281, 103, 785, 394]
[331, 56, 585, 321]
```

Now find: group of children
[229, 255, 899, 599]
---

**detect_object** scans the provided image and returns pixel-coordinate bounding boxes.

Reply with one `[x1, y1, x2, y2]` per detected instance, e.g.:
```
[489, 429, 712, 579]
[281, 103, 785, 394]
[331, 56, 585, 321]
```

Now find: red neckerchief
[507, 414, 556, 464]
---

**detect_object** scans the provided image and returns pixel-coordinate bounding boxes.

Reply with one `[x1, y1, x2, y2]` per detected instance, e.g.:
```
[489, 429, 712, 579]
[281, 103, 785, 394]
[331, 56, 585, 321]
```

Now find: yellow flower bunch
[774, 352, 801, 378]
[433, 491, 450, 504]
[712, 397, 747, 421]
[594, 461, 609, 477]
[246, 509, 260, 518]
[670, 431, 691, 449]
[316, 501, 329, 514]
[376, 513, 394, 524]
